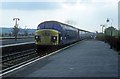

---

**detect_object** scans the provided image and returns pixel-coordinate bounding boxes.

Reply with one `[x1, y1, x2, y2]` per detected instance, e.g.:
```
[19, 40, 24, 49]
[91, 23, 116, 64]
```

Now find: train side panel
[58, 24, 79, 45]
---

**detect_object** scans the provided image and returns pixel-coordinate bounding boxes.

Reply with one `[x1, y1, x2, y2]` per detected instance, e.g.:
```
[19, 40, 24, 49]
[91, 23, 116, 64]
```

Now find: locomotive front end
[35, 29, 59, 45]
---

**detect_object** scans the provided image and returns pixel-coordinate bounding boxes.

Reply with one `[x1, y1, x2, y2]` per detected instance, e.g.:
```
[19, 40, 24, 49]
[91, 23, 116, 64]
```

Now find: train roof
[79, 29, 91, 33]
[37, 20, 91, 33]
[37, 21, 62, 32]
[37, 21, 78, 32]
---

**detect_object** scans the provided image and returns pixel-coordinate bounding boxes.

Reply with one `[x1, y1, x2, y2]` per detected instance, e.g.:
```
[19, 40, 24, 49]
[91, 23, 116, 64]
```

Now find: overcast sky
[0, 0, 119, 32]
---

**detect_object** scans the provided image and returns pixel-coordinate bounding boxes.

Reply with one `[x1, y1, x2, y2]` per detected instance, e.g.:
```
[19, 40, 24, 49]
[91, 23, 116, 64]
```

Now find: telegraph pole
[24, 26, 28, 36]
[106, 18, 113, 49]
[13, 18, 20, 41]
[100, 24, 105, 33]
[118, 1, 120, 30]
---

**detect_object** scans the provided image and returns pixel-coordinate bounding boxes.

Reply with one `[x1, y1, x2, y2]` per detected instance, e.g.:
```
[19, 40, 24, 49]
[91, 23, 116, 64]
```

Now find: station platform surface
[4, 40, 118, 77]
[1, 38, 34, 45]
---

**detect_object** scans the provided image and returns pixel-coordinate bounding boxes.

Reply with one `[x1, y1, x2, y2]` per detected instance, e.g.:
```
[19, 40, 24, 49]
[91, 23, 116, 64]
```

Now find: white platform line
[0, 42, 34, 48]
[0, 41, 79, 76]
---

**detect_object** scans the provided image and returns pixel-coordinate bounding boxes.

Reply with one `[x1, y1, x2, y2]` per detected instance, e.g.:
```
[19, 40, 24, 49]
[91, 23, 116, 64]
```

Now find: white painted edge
[0, 42, 34, 48]
[0, 41, 80, 76]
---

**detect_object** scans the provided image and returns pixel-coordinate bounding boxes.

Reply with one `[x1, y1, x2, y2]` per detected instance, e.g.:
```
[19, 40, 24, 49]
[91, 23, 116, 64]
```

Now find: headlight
[35, 36, 38, 39]
[51, 36, 57, 42]
[35, 36, 40, 41]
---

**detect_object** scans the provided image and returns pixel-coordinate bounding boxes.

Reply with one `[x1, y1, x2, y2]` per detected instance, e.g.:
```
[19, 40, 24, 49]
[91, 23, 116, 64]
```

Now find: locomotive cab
[35, 29, 59, 45]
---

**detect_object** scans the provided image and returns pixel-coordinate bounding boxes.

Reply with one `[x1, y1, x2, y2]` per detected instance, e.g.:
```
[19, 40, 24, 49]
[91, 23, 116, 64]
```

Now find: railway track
[1, 42, 37, 73]
[1, 41, 80, 75]
[0, 42, 62, 73]
[2, 49, 37, 69]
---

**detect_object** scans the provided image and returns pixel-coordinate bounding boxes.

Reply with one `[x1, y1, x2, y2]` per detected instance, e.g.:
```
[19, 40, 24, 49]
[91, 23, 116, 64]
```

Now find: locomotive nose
[35, 30, 59, 45]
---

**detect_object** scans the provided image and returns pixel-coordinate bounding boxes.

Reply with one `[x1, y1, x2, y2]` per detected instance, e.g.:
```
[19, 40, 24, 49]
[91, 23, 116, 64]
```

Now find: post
[13, 18, 20, 41]
[106, 18, 113, 49]
[100, 24, 105, 33]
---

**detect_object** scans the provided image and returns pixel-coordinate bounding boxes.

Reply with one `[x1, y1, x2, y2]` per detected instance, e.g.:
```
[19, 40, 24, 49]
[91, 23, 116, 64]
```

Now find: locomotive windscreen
[37, 21, 62, 32]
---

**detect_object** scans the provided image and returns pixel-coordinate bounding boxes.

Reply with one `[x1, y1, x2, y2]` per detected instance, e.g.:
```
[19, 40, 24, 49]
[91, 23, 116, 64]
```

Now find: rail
[1, 42, 37, 71]
[0, 36, 34, 40]
[1, 40, 81, 74]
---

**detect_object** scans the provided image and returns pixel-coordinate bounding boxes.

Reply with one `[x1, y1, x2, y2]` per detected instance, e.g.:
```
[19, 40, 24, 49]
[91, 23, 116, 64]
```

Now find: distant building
[0, 27, 36, 36]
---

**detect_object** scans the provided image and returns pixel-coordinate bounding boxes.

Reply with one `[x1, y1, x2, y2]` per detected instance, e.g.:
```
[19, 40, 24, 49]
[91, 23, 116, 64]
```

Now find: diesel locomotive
[35, 21, 93, 53]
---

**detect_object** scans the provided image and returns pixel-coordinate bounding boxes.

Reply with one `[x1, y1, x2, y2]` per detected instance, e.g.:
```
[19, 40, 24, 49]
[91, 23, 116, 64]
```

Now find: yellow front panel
[35, 29, 59, 45]
[41, 36, 51, 45]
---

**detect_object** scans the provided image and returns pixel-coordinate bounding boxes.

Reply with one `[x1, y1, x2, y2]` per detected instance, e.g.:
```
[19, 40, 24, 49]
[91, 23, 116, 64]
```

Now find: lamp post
[13, 18, 20, 41]
[100, 24, 105, 33]
[106, 18, 113, 49]
[106, 18, 113, 36]
[24, 26, 28, 36]
[13, 18, 20, 26]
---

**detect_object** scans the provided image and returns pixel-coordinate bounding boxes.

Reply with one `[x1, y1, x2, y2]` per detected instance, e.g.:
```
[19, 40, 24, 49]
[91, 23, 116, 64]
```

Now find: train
[34, 21, 94, 54]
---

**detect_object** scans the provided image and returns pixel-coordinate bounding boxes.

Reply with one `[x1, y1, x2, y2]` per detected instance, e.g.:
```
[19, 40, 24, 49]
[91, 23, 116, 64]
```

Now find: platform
[3, 40, 118, 77]
[1, 38, 34, 45]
